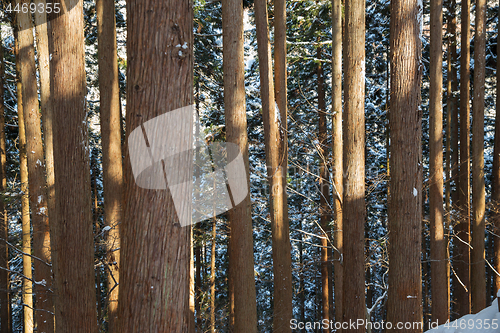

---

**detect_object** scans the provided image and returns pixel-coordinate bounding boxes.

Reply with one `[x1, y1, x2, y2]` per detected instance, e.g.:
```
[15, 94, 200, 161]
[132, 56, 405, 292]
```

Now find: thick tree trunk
[342, 0, 365, 329]
[96, 0, 123, 330]
[47, 0, 98, 331]
[16, 4, 54, 332]
[254, 0, 293, 332]
[317, 48, 330, 331]
[471, 0, 486, 313]
[0, 25, 11, 333]
[387, 0, 423, 330]
[429, 0, 448, 324]
[456, 0, 472, 316]
[331, 0, 343, 329]
[14, 26, 34, 333]
[494, 2, 500, 295]
[118, 0, 193, 331]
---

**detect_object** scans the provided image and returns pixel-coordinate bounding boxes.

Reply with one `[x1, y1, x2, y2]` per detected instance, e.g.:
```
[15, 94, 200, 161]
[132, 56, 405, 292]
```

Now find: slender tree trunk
[331, 0, 343, 329]
[16, 4, 54, 332]
[210, 218, 216, 333]
[195, 231, 201, 329]
[0, 25, 11, 333]
[317, 47, 330, 330]
[254, 0, 293, 332]
[118, 0, 193, 330]
[471, 0, 486, 313]
[456, 0, 472, 316]
[342, 0, 365, 329]
[222, 1, 259, 332]
[493, 1, 500, 295]
[429, 0, 448, 324]
[47, 0, 98, 331]
[387, 0, 423, 330]
[14, 25, 34, 333]
[96, 0, 122, 330]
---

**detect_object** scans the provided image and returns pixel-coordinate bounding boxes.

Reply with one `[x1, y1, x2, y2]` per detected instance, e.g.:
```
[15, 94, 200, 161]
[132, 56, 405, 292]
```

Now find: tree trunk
[96, 0, 123, 330]
[0, 24, 11, 333]
[471, 0, 486, 313]
[47, 0, 98, 331]
[210, 218, 216, 333]
[222, 1, 259, 332]
[429, 0, 448, 324]
[342, 0, 365, 329]
[493, 1, 500, 295]
[195, 231, 201, 329]
[118, 0, 193, 330]
[456, 0, 472, 316]
[254, 0, 293, 332]
[331, 0, 343, 329]
[317, 47, 330, 331]
[16, 4, 54, 331]
[387, 0, 423, 330]
[14, 24, 34, 333]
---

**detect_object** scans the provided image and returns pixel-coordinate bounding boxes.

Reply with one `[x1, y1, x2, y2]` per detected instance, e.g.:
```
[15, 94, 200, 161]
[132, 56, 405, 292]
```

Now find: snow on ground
[426, 295, 500, 332]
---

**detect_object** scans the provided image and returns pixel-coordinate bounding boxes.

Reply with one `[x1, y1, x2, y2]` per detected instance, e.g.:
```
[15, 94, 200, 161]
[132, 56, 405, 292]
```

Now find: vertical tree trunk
[118, 0, 193, 330]
[222, 1, 259, 332]
[342, 0, 365, 329]
[47, 0, 98, 331]
[493, 2, 500, 295]
[456, 0, 472, 316]
[0, 24, 11, 333]
[387, 0, 423, 330]
[96, 0, 122, 330]
[471, 0, 486, 313]
[429, 0, 448, 324]
[195, 232, 201, 329]
[331, 0, 343, 329]
[16, 4, 54, 331]
[14, 25, 34, 333]
[254, 0, 293, 332]
[210, 218, 216, 333]
[317, 47, 330, 330]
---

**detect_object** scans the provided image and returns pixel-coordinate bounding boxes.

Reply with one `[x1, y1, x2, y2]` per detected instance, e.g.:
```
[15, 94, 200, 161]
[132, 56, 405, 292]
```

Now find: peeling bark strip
[47, 0, 98, 331]
[118, 0, 193, 331]
[387, 0, 423, 330]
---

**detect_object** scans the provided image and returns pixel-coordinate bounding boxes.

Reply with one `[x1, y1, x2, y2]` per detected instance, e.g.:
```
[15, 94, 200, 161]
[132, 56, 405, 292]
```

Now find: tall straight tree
[48, 0, 98, 331]
[254, 0, 293, 331]
[0, 25, 11, 333]
[387, 0, 423, 329]
[331, 0, 343, 328]
[342, 0, 365, 328]
[494, 3, 500, 294]
[16, 3, 54, 332]
[96, 0, 123, 330]
[222, 0, 258, 332]
[118, 0, 193, 330]
[316, 47, 331, 329]
[14, 25, 33, 333]
[471, 0, 486, 313]
[429, 0, 448, 324]
[456, 0, 472, 316]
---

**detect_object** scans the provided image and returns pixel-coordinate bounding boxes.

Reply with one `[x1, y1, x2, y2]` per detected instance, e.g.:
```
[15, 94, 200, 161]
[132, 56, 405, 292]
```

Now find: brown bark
[210, 219, 216, 333]
[47, 0, 98, 331]
[331, 0, 343, 329]
[96, 0, 123, 330]
[429, 0, 448, 324]
[494, 1, 500, 295]
[317, 47, 330, 330]
[254, 0, 293, 332]
[0, 24, 11, 333]
[471, 0, 486, 313]
[342, 0, 365, 329]
[195, 231, 201, 328]
[387, 0, 423, 329]
[14, 23, 34, 333]
[456, 0, 472, 316]
[118, 0, 193, 331]
[222, 1, 259, 332]
[16, 3, 54, 332]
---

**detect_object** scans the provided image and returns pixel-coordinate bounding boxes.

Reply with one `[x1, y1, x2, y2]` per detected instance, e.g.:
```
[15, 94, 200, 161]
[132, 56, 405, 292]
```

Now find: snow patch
[426, 302, 500, 332]
[102, 226, 111, 232]
[413, 188, 418, 197]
